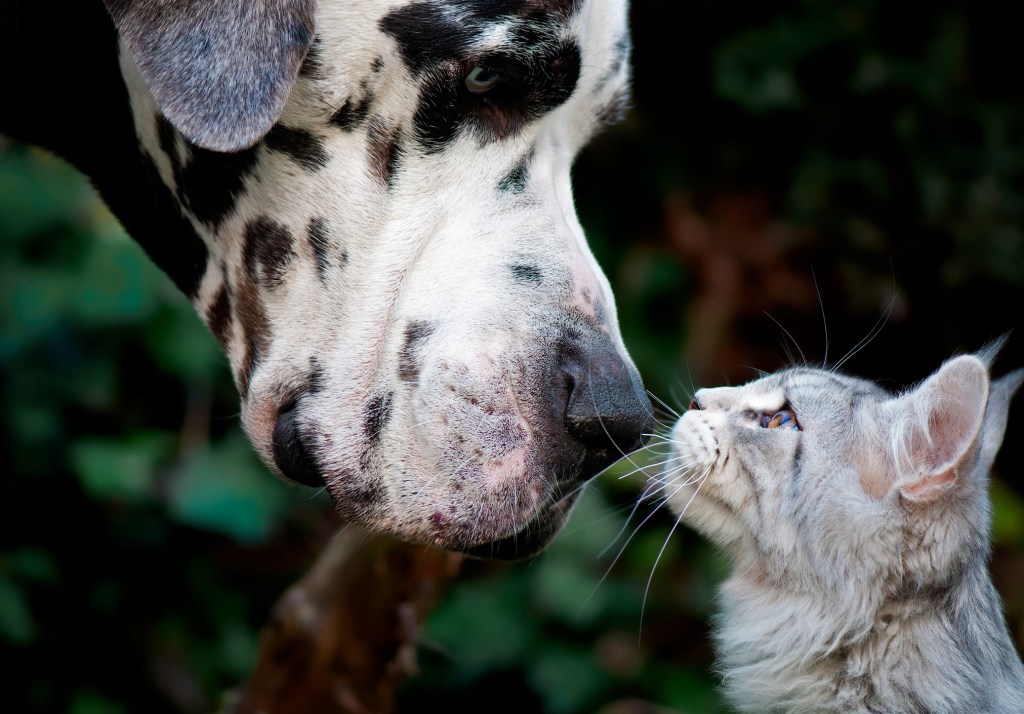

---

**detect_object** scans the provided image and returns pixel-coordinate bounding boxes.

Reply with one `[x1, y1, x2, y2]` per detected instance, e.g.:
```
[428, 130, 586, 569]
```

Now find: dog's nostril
[562, 343, 654, 462]
[272, 402, 324, 488]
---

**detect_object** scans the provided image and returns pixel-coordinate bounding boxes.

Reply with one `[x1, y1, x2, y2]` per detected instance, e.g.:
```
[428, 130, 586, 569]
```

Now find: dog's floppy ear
[105, 0, 317, 152]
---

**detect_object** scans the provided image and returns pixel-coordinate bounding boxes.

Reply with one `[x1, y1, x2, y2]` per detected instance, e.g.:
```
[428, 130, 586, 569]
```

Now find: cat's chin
[667, 490, 745, 549]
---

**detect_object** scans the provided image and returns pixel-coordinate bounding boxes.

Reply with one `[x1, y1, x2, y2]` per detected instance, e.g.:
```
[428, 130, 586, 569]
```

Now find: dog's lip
[460, 489, 581, 561]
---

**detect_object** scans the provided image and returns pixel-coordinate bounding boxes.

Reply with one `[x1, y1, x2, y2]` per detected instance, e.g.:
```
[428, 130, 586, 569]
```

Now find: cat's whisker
[811, 266, 830, 369]
[638, 432, 676, 446]
[644, 461, 705, 489]
[581, 496, 678, 620]
[647, 390, 682, 420]
[684, 360, 698, 406]
[588, 466, 700, 612]
[831, 287, 896, 373]
[645, 464, 705, 490]
[763, 310, 807, 367]
[593, 482, 666, 562]
[638, 465, 711, 643]
[617, 450, 694, 477]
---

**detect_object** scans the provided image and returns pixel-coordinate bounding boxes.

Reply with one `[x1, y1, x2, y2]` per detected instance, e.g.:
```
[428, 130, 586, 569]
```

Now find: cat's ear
[977, 368, 1024, 477]
[884, 355, 990, 503]
[977, 332, 1012, 369]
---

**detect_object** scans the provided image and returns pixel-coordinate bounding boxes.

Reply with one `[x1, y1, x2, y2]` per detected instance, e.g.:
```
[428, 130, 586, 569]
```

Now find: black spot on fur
[155, 114, 180, 169]
[364, 391, 394, 444]
[596, 87, 631, 127]
[135, 150, 209, 297]
[299, 36, 324, 79]
[510, 263, 543, 284]
[177, 141, 260, 228]
[243, 216, 294, 289]
[790, 439, 804, 490]
[329, 96, 372, 131]
[399, 321, 436, 384]
[306, 217, 333, 282]
[499, 150, 532, 193]
[265, 124, 328, 171]
[366, 119, 402, 187]
[305, 358, 325, 394]
[234, 274, 271, 400]
[380, 2, 583, 151]
[596, 33, 630, 91]
[206, 283, 233, 347]
[372, 56, 385, 72]
[332, 468, 386, 512]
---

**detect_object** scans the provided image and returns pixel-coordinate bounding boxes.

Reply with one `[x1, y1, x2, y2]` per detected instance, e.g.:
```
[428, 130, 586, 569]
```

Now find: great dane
[2, 0, 651, 558]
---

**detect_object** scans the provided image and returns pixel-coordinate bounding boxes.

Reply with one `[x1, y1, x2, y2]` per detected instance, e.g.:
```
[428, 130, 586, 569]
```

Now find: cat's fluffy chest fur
[659, 341, 1024, 713]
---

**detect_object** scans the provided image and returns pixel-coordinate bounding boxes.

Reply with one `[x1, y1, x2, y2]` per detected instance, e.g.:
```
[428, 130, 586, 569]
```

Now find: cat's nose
[688, 397, 703, 410]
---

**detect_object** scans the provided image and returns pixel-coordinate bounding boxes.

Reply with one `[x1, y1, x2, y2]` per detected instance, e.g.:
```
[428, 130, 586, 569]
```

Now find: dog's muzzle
[268, 330, 653, 559]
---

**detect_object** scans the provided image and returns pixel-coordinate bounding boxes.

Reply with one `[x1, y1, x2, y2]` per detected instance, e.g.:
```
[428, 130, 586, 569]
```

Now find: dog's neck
[0, 0, 209, 297]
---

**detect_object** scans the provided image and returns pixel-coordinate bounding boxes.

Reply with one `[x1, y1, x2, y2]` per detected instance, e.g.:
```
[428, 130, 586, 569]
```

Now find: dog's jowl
[2, 0, 650, 558]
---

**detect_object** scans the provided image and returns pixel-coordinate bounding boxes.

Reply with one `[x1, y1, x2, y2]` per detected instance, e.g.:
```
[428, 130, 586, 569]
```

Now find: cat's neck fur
[716, 555, 1024, 713]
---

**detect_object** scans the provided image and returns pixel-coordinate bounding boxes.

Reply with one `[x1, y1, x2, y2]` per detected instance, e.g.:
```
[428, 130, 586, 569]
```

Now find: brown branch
[224, 526, 464, 714]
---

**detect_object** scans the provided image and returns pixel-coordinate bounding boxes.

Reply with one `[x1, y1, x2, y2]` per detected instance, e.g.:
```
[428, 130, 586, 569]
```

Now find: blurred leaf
[0, 148, 94, 242]
[219, 620, 260, 678]
[653, 663, 724, 714]
[143, 302, 225, 382]
[6, 401, 62, 447]
[6, 549, 59, 584]
[534, 561, 608, 628]
[422, 573, 534, 677]
[68, 691, 126, 714]
[992, 478, 1024, 547]
[713, 14, 843, 113]
[168, 430, 300, 544]
[0, 266, 71, 360]
[527, 645, 607, 714]
[0, 576, 35, 644]
[536, 490, 627, 626]
[70, 432, 175, 503]
[71, 235, 160, 326]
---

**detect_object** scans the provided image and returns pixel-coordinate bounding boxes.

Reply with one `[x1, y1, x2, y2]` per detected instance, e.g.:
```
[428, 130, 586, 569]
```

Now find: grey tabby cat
[658, 339, 1024, 713]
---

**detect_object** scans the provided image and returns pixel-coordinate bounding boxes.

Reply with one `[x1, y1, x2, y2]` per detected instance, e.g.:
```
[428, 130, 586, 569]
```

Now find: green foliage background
[2, 1, 1023, 712]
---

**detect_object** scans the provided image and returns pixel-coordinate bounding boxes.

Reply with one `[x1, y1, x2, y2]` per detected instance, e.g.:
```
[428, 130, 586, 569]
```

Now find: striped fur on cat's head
[658, 338, 1024, 712]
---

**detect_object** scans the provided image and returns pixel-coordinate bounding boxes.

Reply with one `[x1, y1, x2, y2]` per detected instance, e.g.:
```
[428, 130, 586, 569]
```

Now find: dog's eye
[761, 409, 799, 430]
[465, 65, 502, 94]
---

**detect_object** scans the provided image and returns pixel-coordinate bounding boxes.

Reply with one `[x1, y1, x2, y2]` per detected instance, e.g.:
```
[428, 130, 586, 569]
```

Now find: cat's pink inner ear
[900, 468, 956, 502]
[891, 356, 989, 503]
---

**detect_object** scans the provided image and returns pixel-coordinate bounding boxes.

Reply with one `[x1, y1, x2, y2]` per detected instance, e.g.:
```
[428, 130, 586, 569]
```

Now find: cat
[657, 338, 1024, 713]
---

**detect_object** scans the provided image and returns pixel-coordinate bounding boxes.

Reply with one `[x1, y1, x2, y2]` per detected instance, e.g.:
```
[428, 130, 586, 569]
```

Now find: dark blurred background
[2, 1, 1023, 712]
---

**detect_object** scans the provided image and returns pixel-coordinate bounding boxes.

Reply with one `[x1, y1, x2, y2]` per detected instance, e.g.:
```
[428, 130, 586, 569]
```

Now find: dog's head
[110, 0, 649, 558]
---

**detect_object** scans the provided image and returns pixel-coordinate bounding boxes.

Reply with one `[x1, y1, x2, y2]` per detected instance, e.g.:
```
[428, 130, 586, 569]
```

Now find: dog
[1, 0, 651, 559]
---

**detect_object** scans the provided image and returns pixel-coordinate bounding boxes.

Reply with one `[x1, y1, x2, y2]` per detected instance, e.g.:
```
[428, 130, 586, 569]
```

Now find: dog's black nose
[562, 340, 653, 468]
[272, 401, 324, 487]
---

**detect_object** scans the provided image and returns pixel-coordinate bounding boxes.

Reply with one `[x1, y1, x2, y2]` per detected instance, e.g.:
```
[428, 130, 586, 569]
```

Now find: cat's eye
[465, 65, 502, 94]
[761, 409, 800, 430]
[688, 398, 702, 410]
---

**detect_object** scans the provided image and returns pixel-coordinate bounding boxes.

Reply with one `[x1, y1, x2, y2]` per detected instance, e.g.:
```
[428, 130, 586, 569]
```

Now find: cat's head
[660, 338, 1022, 597]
